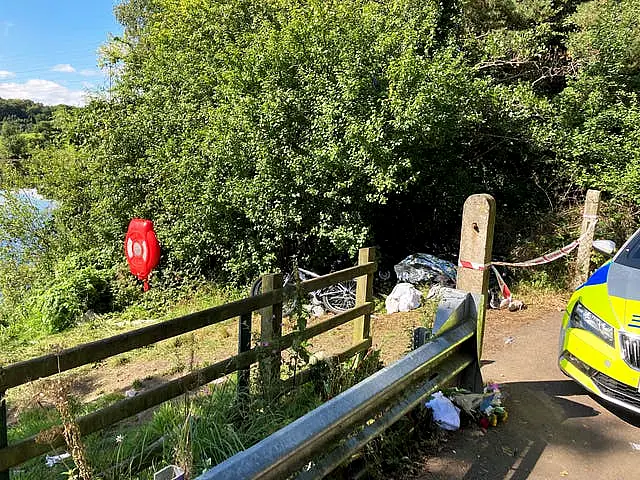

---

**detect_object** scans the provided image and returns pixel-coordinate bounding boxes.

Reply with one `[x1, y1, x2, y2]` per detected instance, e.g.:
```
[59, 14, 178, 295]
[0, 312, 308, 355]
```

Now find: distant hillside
[0, 98, 74, 160]
[0, 98, 55, 123]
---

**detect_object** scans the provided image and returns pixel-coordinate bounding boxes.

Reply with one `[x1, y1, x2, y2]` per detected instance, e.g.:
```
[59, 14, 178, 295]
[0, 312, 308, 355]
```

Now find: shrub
[32, 257, 113, 333]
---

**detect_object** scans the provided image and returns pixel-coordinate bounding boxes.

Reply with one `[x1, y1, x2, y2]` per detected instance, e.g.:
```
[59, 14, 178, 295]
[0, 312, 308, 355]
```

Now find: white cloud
[51, 63, 76, 73]
[80, 69, 100, 77]
[0, 79, 86, 106]
[0, 70, 15, 79]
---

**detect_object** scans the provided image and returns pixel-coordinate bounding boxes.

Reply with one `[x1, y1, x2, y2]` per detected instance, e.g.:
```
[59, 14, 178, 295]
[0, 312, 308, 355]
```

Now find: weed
[40, 379, 93, 480]
[131, 379, 144, 390]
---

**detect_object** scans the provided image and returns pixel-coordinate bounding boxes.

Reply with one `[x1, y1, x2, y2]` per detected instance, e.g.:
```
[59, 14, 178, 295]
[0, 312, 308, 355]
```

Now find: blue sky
[0, 1, 122, 106]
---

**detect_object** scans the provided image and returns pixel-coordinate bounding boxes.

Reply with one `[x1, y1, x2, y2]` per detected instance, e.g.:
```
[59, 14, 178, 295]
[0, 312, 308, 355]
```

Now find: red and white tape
[458, 217, 597, 270]
[458, 260, 489, 271]
[457, 217, 597, 306]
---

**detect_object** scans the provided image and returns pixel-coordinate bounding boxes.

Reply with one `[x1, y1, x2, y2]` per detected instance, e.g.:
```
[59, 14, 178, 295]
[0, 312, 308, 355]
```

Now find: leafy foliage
[3, 0, 640, 334]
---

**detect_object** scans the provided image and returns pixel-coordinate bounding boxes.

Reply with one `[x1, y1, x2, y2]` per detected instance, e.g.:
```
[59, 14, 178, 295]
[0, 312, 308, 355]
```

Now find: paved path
[411, 312, 640, 480]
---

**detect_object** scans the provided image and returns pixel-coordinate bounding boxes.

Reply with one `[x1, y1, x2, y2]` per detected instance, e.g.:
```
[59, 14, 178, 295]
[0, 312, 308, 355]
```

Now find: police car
[559, 229, 640, 413]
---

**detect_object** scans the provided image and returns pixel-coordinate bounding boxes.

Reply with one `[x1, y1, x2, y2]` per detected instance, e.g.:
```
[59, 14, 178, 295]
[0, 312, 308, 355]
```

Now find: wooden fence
[0, 247, 377, 475]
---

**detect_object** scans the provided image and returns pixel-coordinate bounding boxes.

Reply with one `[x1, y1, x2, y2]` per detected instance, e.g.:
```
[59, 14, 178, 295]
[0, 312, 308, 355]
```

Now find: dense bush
[29, 0, 563, 284]
[32, 257, 113, 333]
[3, 0, 640, 334]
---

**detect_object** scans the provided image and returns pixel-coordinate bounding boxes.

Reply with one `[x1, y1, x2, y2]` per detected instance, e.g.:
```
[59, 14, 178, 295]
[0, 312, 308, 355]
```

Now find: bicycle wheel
[321, 280, 356, 313]
[250, 275, 298, 317]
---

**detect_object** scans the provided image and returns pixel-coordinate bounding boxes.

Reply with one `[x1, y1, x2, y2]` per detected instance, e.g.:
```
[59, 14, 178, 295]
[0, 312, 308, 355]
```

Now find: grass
[0, 282, 245, 365]
[8, 349, 383, 479]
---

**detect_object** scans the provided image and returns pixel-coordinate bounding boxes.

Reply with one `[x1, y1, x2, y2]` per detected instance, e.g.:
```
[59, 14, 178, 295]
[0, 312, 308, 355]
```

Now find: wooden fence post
[456, 194, 495, 388]
[573, 189, 601, 289]
[353, 247, 375, 354]
[0, 391, 8, 480]
[237, 312, 252, 399]
[259, 273, 283, 395]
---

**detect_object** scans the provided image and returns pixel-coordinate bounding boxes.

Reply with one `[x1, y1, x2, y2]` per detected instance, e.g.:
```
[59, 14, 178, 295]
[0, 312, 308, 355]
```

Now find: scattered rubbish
[385, 283, 422, 313]
[508, 299, 527, 311]
[446, 382, 508, 429]
[630, 442, 640, 451]
[45, 453, 71, 467]
[154, 465, 185, 480]
[487, 266, 526, 312]
[501, 446, 515, 456]
[560, 471, 569, 477]
[125, 389, 139, 398]
[311, 305, 325, 317]
[504, 336, 515, 344]
[394, 254, 456, 286]
[425, 391, 461, 431]
[426, 284, 448, 300]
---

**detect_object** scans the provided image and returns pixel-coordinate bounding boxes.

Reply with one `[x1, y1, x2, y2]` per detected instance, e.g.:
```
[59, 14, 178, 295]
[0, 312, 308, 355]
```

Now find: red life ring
[124, 218, 160, 291]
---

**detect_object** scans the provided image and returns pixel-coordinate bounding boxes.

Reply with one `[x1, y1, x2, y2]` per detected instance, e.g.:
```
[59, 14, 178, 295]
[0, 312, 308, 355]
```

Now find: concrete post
[456, 194, 496, 300]
[456, 194, 496, 380]
[573, 189, 600, 289]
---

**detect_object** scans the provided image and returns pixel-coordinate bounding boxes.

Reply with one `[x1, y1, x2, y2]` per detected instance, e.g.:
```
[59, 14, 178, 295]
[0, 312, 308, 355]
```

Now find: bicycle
[251, 267, 356, 316]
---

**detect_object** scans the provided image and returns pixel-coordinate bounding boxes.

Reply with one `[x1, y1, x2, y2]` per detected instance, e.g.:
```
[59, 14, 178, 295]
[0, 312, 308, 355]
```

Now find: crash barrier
[0, 248, 377, 475]
[196, 289, 483, 480]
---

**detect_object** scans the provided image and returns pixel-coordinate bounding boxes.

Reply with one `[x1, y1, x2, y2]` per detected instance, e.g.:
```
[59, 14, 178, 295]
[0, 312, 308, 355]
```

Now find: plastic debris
[425, 391, 460, 430]
[508, 299, 527, 311]
[125, 389, 139, 398]
[448, 383, 508, 429]
[154, 465, 185, 480]
[45, 453, 71, 467]
[394, 254, 456, 286]
[630, 442, 640, 451]
[426, 284, 448, 300]
[385, 283, 422, 314]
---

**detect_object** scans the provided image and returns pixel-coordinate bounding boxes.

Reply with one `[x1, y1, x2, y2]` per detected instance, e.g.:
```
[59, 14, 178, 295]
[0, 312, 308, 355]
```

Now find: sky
[0, 1, 122, 106]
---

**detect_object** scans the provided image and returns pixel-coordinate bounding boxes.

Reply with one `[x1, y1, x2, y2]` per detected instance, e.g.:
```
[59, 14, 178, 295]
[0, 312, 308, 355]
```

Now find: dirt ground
[6, 288, 568, 439]
[400, 294, 640, 480]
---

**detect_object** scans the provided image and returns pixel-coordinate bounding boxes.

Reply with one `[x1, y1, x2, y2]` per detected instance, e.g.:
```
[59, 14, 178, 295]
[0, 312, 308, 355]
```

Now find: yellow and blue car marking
[559, 229, 640, 414]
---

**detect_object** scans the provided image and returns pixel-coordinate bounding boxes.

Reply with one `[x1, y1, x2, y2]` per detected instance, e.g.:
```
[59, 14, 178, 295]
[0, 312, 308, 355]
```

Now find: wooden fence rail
[0, 249, 377, 474]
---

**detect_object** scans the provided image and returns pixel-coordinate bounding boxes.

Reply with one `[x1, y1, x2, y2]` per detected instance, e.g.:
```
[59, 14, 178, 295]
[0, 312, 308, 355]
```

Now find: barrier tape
[491, 265, 512, 302]
[458, 260, 489, 271]
[491, 218, 597, 268]
[459, 218, 598, 270]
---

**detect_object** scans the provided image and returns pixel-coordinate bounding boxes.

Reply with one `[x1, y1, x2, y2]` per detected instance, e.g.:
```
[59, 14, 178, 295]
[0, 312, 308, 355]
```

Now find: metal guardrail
[197, 289, 483, 480]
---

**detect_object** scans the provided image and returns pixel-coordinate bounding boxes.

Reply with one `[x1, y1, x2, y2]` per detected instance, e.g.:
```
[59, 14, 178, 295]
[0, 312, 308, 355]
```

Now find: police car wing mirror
[592, 239, 616, 256]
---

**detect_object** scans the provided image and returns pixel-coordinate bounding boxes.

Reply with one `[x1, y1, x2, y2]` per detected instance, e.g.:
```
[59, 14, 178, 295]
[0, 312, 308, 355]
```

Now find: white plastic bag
[385, 283, 422, 313]
[425, 391, 460, 430]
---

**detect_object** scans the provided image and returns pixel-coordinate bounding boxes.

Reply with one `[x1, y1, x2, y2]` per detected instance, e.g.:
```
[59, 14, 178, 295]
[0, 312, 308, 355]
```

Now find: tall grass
[9, 349, 383, 479]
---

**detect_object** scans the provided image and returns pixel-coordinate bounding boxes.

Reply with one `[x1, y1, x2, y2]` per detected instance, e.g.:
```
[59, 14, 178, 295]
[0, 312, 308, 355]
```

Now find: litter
[504, 336, 515, 344]
[630, 442, 640, 451]
[425, 391, 460, 431]
[385, 283, 422, 313]
[508, 299, 527, 311]
[154, 465, 185, 480]
[448, 383, 508, 429]
[394, 254, 456, 286]
[393, 254, 522, 310]
[45, 453, 71, 467]
[125, 389, 138, 398]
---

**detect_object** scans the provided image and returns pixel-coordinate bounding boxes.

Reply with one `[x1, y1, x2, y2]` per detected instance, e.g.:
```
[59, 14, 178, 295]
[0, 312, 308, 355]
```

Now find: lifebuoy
[124, 218, 160, 291]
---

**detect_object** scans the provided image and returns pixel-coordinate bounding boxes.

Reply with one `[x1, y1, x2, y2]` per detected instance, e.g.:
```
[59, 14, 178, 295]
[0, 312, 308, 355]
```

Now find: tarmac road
[410, 311, 640, 480]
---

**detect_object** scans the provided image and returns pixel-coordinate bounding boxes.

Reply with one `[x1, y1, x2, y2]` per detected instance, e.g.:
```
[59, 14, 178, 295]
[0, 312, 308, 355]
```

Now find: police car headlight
[570, 301, 614, 346]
